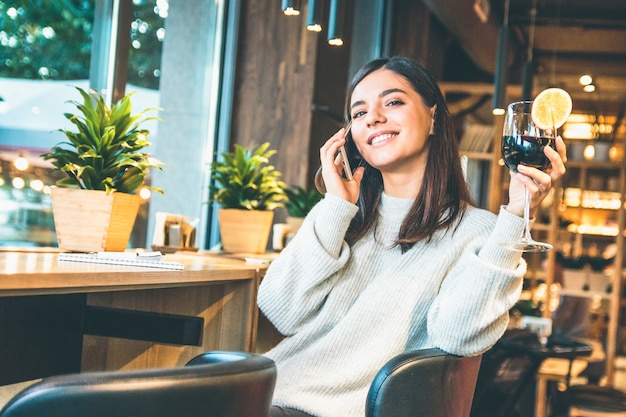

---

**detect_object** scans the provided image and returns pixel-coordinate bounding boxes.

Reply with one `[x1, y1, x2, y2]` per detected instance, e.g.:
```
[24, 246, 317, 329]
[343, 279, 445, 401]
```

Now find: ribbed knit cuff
[314, 194, 359, 250]
[478, 206, 527, 269]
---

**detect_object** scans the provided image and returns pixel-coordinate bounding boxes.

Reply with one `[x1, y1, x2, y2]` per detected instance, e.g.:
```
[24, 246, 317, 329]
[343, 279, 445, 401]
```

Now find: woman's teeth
[371, 133, 395, 145]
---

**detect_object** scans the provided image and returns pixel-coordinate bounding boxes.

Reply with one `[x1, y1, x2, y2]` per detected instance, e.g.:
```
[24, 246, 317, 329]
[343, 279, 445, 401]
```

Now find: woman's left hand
[506, 136, 567, 218]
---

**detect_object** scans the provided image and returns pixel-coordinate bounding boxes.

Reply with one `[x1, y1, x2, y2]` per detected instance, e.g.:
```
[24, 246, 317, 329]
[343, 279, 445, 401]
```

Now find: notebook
[58, 251, 184, 270]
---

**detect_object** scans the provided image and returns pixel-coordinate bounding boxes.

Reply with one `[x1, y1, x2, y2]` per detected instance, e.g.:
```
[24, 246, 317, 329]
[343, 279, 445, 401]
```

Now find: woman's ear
[429, 105, 437, 135]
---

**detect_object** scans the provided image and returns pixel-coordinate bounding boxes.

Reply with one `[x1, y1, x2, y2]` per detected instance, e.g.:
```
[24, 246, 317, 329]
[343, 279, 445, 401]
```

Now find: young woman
[258, 56, 567, 417]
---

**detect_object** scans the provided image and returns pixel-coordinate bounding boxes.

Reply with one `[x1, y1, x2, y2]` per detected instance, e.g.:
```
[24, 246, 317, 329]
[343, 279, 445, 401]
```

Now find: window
[0, 0, 166, 247]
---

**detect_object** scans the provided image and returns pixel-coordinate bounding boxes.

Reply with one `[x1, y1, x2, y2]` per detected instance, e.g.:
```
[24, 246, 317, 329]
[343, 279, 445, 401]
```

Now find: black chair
[0, 351, 276, 417]
[366, 347, 482, 417]
[561, 385, 626, 416]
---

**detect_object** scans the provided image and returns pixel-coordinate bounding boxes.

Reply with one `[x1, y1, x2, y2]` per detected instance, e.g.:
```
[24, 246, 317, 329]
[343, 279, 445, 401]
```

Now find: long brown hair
[315, 56, 472, 252]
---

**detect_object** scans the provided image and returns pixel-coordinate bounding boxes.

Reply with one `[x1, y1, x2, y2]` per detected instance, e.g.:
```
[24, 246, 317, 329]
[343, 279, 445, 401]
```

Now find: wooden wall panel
[231, 0, 319, 204]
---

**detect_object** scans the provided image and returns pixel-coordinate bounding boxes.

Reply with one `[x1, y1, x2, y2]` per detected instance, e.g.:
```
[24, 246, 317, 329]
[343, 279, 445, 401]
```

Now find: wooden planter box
[218, 209, 274, 254]
[51, 188, 140, 252]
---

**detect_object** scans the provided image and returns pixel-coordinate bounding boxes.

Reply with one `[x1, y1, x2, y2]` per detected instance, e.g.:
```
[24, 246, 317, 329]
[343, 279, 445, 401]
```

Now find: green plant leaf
[209, 142, 287, 210]
[41, 86, 164, 195]
[284, 185, 323, 217]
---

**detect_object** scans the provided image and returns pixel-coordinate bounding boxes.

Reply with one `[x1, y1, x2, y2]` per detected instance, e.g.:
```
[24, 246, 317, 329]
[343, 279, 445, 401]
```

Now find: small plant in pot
[210, 142, 287, 254]
[284, 185, 322, 232]
[41, 86, 164, 252]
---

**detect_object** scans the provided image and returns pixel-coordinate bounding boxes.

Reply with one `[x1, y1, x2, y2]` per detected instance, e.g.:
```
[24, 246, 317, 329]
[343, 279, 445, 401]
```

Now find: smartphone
[339, 122, 353, 180]
[339, 145, 353, 180]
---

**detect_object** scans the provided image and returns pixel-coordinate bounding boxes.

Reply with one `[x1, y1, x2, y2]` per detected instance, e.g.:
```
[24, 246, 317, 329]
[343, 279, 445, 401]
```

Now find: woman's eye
[387, 99, 404, 107]
[353, 111, 365, 119]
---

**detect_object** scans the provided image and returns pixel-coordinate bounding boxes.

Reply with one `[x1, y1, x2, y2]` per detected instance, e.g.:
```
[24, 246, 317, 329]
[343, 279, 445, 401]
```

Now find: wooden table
[535, 357, 589, 417]
[534, 338, 603, 417]
[0, 250, 265, 385]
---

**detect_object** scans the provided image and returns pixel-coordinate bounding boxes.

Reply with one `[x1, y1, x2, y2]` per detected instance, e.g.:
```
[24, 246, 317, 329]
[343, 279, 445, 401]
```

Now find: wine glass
[501, 101, 556, 252]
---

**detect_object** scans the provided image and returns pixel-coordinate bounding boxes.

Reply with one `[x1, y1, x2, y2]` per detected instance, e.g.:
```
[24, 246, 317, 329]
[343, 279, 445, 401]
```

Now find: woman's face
[349, 68, 435, 175]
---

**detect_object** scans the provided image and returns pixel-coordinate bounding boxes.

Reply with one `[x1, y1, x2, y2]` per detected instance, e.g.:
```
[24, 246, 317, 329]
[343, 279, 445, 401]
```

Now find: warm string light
[13, 154, 29, 171]
[1, 152, 63, 195]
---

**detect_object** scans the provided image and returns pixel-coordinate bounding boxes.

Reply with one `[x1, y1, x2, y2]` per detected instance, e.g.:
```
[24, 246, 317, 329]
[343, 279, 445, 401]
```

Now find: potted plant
[210, 142, 287, 254]
[284, 185, 322, 232]
[41, 86, 163, 252]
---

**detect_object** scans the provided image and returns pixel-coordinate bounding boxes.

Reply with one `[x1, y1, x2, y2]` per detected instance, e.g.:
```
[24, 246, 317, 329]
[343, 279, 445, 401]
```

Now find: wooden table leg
[536, 376, 548, 417]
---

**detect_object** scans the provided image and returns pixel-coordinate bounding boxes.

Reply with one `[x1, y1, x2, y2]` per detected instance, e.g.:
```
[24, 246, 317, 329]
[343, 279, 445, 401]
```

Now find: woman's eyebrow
[350, 88, 408, 111]
[380, 88, 406, 97]
[350, 100, 364, 111]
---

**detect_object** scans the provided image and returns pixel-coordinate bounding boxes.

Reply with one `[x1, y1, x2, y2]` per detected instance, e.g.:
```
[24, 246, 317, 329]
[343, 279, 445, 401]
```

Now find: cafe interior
[1, 0, 626, 415]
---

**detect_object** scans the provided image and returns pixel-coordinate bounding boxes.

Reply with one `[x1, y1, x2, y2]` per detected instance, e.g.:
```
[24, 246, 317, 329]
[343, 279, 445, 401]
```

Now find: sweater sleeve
[258, 194, 359, 335]
[427, 206, 527, 356]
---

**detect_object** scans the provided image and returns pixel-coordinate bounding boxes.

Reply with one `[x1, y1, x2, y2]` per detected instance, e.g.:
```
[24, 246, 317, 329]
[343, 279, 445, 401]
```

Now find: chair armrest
[366, 348, 482, 417]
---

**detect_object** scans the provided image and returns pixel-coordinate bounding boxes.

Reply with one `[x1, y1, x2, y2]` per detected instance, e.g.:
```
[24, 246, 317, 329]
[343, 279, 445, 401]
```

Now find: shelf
[559, 288, 611, 300]
[563, 188, 623, 210]
[460, 151, 495, 161]
[566, 159, 623, 169]
[560, 156, 626, 385]
[564, 224, 622, 237]
[464, 139, 626, 385]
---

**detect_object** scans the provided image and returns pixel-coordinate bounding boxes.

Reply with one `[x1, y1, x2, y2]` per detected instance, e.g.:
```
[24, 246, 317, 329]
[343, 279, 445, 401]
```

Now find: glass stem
[523, 186, 532, 243]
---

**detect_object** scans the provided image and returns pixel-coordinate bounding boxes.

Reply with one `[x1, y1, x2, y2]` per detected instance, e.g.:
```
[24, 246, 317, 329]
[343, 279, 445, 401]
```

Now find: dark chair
[470, 329, 548, 417]
[366, 347, 482, 417]
[563, 385, 626, 416]
[0, 351, 276, 417]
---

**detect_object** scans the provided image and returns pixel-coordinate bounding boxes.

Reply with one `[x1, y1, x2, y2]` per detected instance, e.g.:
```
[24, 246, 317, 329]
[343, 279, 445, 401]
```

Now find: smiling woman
[257, 56, 568, 417]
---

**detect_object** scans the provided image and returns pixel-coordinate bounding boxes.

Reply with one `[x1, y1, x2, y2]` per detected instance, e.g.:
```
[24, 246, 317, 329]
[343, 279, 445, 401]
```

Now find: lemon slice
[531, 88, 573, 130]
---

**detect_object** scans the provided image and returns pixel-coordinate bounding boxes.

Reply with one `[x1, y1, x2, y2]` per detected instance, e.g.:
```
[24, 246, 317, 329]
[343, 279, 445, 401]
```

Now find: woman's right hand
[319, 128, 364, 204]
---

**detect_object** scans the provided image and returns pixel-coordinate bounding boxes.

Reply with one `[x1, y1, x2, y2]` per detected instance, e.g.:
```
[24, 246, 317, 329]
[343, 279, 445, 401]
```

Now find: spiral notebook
[58, 251, 184, 270]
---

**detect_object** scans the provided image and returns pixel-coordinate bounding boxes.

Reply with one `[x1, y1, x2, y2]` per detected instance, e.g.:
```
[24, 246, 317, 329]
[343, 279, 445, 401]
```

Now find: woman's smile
[368, 131, 398, 146]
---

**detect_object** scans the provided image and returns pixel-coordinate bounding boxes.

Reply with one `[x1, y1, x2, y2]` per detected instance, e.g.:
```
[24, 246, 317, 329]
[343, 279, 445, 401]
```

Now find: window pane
[0, 0, 170, 249]
[125, 0, 166, 248]
[0, 0, 94, 247]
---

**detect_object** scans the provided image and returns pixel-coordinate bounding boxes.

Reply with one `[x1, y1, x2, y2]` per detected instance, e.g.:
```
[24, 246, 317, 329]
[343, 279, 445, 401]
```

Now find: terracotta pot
[217, 209, 274, 254]
[51, 187, 140, 252]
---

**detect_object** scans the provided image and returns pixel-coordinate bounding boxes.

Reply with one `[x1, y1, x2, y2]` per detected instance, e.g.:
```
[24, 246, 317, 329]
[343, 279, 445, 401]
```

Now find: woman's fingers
[506, 136, 568, 219]
[545, 136, 567, 181]
[319, 128, 361, 203]
[320, 128, 348, 175]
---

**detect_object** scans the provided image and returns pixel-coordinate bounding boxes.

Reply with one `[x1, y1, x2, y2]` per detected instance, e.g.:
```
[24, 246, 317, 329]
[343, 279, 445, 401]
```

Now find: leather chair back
[366, 348, 482, 417]
[0, 351, 276, 417]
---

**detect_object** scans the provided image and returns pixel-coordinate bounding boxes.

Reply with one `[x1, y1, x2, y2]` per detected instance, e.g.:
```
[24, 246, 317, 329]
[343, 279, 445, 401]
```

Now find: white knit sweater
[258, 193, 526, 417]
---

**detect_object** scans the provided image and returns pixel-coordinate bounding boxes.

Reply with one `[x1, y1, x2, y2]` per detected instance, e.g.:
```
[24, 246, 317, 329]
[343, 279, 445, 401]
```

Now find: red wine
[502, 135, 555, 172]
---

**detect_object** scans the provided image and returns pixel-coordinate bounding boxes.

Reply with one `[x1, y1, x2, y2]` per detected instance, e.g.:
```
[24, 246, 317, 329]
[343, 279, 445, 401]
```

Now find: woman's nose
[365, 106, 386, 127]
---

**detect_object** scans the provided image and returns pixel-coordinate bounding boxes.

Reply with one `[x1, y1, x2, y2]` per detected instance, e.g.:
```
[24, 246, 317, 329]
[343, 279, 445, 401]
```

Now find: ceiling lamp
[521, 1, 537, 101]
[583, 84, 596, 93]
[282, 0, 301, 16]
[492, 0, 510, 115]
[327, 0, 345, 46]
[306, 0, 324, 32]
[579, 74, 593, 86]
[579, 74, 596, 93]
[281, 0, 346, 46]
